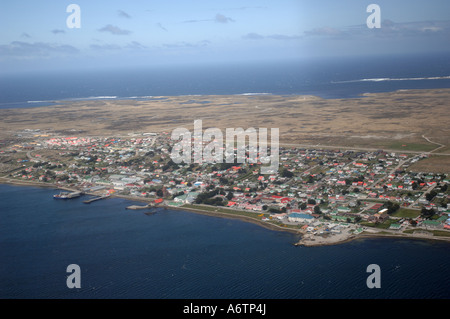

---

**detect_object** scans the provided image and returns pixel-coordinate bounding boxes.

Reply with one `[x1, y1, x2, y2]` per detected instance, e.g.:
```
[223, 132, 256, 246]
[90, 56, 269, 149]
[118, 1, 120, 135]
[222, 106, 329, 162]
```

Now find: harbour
[2, 183, 450, 299]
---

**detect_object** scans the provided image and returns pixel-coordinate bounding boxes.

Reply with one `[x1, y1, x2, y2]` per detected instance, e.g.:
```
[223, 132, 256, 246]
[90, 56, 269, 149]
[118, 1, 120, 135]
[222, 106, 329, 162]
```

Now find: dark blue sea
[0, 52, 450, 109]
[0, 184, 449, 299]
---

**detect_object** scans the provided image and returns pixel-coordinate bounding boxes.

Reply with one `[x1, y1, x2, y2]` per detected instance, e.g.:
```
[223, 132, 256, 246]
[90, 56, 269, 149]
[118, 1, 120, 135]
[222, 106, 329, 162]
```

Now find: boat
[53, 191, 81, 199]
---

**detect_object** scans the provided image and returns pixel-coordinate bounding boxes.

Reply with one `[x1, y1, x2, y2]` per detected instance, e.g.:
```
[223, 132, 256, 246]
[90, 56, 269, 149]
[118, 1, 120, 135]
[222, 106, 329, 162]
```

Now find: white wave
[86, 96, 117, 99]
[360, 78, 391, 82]
[333, 75, 450, 84]
[64, 96, 118, 101]
[238, 93, 273, 96]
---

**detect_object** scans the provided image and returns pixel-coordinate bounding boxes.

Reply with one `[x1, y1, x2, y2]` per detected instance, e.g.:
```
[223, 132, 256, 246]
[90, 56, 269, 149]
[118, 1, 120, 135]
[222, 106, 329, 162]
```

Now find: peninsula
[1, 89, 449, 246]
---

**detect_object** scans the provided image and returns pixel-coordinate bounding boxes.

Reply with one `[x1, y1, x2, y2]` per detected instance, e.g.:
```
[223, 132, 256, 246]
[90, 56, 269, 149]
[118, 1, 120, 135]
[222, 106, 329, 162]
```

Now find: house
[271, 213, 287, 220]
[337, 206, 351, 213]
[389, 223, 402, 230]
[174, 194, 187, 203]
[422, 220, 441, 229]
[185, 192, 199, 204]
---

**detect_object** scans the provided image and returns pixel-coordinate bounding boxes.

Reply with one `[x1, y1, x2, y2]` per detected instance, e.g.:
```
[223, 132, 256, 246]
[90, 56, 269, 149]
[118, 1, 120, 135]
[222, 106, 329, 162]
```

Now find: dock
[83, 194, 110, 204]
[126, 204, 150, 210]
[126, 199, 166, 210]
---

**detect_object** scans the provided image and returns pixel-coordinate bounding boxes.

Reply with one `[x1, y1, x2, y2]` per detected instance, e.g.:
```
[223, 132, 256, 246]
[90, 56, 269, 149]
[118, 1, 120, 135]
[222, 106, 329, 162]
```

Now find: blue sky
[1, 0, 449, 73]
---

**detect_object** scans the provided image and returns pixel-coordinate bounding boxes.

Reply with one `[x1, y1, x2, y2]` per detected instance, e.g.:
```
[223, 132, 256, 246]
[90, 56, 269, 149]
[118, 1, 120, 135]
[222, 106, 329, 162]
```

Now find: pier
[126, 204, 150, 210]
[126, 199, 166, 210]
[83, 194, 110, 204]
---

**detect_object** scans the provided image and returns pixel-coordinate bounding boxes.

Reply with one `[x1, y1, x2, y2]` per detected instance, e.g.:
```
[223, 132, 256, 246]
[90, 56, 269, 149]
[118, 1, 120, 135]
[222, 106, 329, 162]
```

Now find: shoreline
[4, 87, 450, 108]
[295, 230, 450, 247]
[1, 179, 450, 247]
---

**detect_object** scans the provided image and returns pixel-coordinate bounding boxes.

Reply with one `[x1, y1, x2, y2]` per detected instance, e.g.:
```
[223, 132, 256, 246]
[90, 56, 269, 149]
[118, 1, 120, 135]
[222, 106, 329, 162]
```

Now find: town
[1, 128, 449, 246]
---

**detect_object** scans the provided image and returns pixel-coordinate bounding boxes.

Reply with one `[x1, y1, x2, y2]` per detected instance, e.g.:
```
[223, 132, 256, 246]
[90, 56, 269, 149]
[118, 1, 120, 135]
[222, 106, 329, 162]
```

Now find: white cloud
[118, 10, 131, 19]
[52, 29, 66, 35]
[215, 13, 234, 24]
[243, 33, 301, 40]
[98, 24, 132, 35]
[0, 41, 79, 59]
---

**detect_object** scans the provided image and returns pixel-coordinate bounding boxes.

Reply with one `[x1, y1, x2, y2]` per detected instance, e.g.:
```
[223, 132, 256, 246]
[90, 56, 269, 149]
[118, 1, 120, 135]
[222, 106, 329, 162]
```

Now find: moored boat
[53, 191, 81, 199]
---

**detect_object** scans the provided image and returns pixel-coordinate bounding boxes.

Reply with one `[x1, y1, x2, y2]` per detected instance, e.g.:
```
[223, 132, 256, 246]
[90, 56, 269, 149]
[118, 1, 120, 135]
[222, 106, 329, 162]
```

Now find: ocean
[1, 52, 450, 109]
[1, 184, 449, 299]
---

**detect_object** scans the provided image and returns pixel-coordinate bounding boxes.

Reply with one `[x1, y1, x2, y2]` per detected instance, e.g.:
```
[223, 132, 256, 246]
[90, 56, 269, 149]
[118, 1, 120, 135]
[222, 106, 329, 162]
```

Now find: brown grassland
[1, 88, 449, 172]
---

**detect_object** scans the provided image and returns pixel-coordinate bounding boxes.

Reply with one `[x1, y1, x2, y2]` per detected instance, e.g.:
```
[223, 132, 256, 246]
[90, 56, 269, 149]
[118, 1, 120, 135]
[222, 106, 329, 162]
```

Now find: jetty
[126, 204, 150, 210]
[126, 198, 165, 210]
[83, 194, 110, 204]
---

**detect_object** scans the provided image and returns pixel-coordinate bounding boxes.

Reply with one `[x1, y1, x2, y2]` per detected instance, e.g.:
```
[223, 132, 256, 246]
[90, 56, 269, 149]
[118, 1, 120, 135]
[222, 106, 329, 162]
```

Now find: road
[280, 142, 450, 156]
[422, 135, 446, 153]
[408, 182, 439, 208]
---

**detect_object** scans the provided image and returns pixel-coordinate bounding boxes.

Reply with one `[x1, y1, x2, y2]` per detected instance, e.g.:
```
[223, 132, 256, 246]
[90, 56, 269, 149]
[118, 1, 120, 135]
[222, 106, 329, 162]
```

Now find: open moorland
[1, 88, 449, 172]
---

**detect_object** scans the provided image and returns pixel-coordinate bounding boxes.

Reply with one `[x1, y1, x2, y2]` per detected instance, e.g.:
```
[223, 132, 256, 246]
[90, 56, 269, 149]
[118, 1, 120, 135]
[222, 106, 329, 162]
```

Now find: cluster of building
[2, 130, 450, 235]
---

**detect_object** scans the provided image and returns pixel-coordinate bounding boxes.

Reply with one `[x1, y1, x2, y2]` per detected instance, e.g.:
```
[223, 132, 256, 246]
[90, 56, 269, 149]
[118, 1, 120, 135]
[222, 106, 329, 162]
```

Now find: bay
[0, 184, 449, 299]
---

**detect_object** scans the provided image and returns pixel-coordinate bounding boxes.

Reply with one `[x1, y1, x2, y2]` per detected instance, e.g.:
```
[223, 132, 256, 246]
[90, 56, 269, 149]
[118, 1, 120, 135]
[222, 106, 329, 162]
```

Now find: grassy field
[181, 204, 304, 231]
[408, 155, 450, 174]
[360, 219, 396, 229]
[383, 142, 436, 152]
[392, 208, 421, 218]
[431, 230, 450, 237]
[403, 229, 450, 237]
[183, 203, 265, 219]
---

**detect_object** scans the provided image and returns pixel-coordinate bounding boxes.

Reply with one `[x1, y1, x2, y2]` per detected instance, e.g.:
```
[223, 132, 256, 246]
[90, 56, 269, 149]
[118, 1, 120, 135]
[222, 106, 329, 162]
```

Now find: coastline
[1, 179, 449, 247]
[296, 230, 450, 247]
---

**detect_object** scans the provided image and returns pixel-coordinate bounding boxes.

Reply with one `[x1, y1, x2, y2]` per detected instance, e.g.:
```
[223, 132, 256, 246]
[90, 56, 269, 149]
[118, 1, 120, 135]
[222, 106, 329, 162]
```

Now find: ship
[53, 191, 81, 199]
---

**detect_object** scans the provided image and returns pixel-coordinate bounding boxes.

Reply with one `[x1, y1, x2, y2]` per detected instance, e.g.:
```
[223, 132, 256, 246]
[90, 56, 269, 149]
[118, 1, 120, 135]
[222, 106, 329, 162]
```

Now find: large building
[288, 213, 314, 223]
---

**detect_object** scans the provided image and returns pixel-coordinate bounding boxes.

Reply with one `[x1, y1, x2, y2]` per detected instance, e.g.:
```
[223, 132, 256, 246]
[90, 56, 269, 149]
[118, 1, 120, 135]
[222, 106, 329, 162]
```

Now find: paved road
[409, 182, 439, 208]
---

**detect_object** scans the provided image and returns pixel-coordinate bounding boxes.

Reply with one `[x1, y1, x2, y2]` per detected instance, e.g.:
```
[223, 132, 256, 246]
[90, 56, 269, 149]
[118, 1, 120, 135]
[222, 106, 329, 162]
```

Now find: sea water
[1, 53, 450, 109]
[1, 184, 449, 299]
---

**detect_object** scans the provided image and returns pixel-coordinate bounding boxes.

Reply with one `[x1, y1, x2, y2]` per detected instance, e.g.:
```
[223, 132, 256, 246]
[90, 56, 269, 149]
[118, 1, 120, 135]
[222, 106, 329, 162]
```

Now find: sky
[0, 0, 449, 73]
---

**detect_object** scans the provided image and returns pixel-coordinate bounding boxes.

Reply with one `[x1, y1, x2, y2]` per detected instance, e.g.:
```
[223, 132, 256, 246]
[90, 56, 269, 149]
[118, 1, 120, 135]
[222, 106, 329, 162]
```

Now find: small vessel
[53, 191, 81, 199]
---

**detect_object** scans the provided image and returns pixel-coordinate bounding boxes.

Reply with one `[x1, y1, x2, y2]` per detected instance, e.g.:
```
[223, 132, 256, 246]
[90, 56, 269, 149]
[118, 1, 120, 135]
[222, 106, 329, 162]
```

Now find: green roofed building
[436, 215, 447, 223]
[389, 223, 402, 230]
[422, 220, 441, 228]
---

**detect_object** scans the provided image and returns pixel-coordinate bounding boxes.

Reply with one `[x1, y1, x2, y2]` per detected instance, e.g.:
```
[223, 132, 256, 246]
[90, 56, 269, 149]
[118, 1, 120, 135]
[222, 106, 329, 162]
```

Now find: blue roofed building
[288, 213, 315, 223]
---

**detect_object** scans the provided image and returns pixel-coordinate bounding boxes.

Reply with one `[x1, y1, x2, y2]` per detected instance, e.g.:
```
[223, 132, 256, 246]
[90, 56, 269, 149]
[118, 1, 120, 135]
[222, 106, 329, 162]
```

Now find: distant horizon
[1, 52, 450, 107]
[1, 50, 450, 77]
[1, 1, 450, 74]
